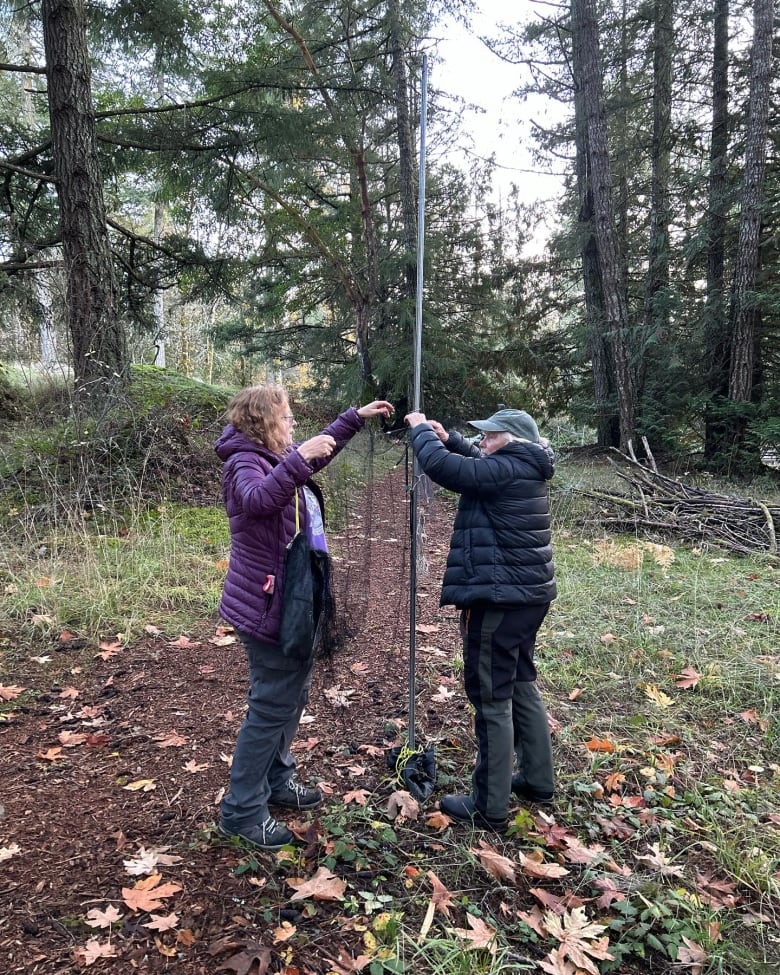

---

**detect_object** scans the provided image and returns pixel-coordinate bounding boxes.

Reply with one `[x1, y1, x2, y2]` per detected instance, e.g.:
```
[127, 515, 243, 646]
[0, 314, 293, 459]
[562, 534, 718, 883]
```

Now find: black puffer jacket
[409, 425, 556, 608]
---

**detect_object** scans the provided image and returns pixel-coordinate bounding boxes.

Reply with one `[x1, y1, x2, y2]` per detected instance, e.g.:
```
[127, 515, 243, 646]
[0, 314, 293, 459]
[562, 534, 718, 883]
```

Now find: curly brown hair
[225, 384, 291, 455]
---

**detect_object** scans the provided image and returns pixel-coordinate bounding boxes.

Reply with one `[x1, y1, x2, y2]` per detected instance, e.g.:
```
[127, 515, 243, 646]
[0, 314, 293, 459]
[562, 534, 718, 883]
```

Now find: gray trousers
[461, 604, 554, 820]
[220, 632, 315, 831]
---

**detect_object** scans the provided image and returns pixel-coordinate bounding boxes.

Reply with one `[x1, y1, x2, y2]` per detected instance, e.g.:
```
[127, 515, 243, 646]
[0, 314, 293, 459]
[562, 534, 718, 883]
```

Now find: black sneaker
[511, 774, 554, 806]
[269, 778, 323, 810]
[218, 816, 294, 850]
[440, 794, 507, 830]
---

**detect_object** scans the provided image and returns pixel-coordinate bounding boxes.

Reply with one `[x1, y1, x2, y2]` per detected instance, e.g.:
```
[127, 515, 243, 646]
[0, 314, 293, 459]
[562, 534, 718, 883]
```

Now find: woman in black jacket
[405, 408, 557, 829]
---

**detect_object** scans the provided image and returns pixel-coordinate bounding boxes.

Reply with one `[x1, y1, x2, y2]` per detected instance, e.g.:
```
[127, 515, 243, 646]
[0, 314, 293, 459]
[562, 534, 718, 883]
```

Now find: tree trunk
[571, 0, 636, 447]
[41, 0, 128, 404]
[642, 0, 673, 393]
[727, 0, 773, 412]
[702, 0, 730, 459]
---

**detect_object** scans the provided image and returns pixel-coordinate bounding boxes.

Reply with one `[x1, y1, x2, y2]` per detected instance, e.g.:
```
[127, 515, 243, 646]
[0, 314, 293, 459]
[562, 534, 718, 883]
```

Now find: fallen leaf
[122, 873, 182, 913]
[0, 685, 25, 701]
[643, 683, 674, 708]
[675, 666, 702, 689]
[146, 912, 180, 932]
[215, 941, 271, 975]
[517, 850, 570, 880]
[0, 843, 21, 862]
[288, 866, 346, 902]
[343, 788, 371, 806]
[541, 907, 614, 974]
[636, 842, 684, 877]
[273, 920, 296, 943]
[73, 938, 117, 965]
[585, 737, 615, 753]
[123, 778, 157, 792]
[386, 790, 419, 821]
[154, 731, 188, 748]
[451, 914, 496, 953]
[425, 810, 451, 831]
[471, 839, 516, 883]
[84, 905, 123, 928]
[426, 869, 456, 918]
[58, 731, 88, 747]
[677, 936, 707, 975]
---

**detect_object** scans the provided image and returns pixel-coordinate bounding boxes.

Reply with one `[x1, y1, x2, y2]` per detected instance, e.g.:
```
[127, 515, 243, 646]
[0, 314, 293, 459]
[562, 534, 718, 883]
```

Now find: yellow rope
[394, 743, 424, 777]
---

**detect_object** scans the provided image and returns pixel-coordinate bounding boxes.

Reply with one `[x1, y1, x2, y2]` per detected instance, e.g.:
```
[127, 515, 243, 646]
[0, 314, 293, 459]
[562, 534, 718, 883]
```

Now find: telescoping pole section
[408, 54, 428, 752]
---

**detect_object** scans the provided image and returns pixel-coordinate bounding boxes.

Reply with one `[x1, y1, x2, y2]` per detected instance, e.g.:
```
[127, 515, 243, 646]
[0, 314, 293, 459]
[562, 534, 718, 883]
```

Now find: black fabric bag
[278, 529, 316, 661]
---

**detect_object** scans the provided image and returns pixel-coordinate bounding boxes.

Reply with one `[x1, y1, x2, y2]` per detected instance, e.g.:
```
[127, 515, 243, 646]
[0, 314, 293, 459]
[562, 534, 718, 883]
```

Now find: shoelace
[261, 815, 282, 835]
[286, 780, 309, 798]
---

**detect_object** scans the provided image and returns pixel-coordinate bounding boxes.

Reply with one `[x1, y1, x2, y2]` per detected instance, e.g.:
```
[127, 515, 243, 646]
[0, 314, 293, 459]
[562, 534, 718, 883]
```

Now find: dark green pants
[461, 604, 554, 819]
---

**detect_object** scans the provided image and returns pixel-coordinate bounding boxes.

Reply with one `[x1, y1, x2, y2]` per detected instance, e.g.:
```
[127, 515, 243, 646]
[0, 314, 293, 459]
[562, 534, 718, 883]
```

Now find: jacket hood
[502, 439, 555, 480]
[215, 423, 275, 462]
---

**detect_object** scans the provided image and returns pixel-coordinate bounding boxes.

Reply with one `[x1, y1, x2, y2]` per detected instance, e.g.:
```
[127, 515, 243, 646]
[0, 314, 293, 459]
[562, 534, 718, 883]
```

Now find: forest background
[0, 4, 779, 974]
[0, 0, 778, 469]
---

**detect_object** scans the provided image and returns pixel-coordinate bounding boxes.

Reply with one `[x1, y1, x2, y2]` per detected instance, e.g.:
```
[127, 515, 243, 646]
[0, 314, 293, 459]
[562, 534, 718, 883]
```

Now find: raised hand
[357, 400, 394, 419]
[298, 434, 337, 462]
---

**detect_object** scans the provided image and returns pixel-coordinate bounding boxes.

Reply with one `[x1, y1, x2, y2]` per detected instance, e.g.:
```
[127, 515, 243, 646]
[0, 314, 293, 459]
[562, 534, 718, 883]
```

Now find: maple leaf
[451, 914, 496, 954]
[636, 842, 684, 877]
[518, 904, 548, 936]
[357, 744, 385, 758]
[322, 951, 371, 973]
[272, 920, 296, 943]
[386, 790, 419, 821]
[85, 905, 123, 928]
[561, 835, 606, 866]
[216, 941, 271, 975]
[343, 788, 371, 806]
[675, 666, 703, 689]
[144, 624, 161, 635]
[426, 869, 457, 918]
[58, 686, 80, 700]
[167, 634, 198, 648]
[542, 907, 614, 975]
[517, 850, 570, 880]
[415, 623, 440, 634]
[643, 683, 674, 708]
[585, 736, 615, 753]
[324, 684, 355, 707]
[145, 912, 180, 932]
[36, 746, 65, 761]
[58, 731, 87, 747]
[123, 846, 182, 875]
[677, 936, 707, 974]
[154, 730, 188, 748]
[0, 843, 21, 862]
[288, 866, 346, 902]
[694, 870, 741, 909]
[0, 684, 25, 701]
[184, 760, 210, 773]
[122, 873, 182, 913]
[471, 839, 516, 883]
[592, 877, 628, 909]
[425, 810, 451, 831]
[73, 938, 118, 965]
[123, 778, 156, 792]
[430, 685, 456, 702]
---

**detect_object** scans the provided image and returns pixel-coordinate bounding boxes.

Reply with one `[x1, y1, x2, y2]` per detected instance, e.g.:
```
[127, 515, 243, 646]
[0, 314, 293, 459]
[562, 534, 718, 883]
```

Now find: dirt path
[1, 472, 468, 974]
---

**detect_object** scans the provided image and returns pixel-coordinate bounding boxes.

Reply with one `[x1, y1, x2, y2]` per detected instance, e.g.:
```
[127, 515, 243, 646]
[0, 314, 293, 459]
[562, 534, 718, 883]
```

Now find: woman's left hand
[357, 400, 394, 419]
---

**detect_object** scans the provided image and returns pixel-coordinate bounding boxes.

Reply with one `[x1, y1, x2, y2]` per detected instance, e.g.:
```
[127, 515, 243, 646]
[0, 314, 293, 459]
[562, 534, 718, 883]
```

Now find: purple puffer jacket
[216, 408, 365, 644]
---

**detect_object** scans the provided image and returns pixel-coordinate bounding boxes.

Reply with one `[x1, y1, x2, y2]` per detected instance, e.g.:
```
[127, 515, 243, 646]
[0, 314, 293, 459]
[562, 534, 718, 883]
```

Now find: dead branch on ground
[581, 437, 779, 558]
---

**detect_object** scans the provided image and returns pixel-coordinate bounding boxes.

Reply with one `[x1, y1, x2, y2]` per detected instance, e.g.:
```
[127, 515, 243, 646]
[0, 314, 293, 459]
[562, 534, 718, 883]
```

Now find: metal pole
[408, 54, 428, 752]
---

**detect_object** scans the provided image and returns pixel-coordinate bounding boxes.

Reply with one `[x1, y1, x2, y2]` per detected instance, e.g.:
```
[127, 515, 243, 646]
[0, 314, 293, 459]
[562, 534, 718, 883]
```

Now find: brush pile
[582, 440, 779, 558]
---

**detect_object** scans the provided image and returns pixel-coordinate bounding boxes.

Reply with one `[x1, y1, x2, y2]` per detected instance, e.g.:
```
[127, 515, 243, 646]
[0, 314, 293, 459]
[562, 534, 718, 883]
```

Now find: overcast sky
[434, 0, 565, 228]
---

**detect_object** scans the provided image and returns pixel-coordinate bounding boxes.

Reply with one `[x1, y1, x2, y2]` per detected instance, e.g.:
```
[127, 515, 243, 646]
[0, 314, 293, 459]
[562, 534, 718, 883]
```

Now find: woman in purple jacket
[215, 384, 393, 849]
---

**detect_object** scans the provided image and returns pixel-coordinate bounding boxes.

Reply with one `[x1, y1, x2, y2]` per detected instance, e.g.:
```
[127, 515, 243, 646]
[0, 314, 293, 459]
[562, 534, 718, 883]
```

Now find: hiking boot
[440, 794, 507, 830]
[269, 778, 323, 810]
[219, 815, 294, 850]
[511, 774, 554, 806]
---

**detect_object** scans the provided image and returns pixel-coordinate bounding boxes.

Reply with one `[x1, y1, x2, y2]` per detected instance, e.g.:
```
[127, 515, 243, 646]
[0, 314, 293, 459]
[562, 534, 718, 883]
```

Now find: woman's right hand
[298, 434, 336, 462]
